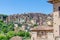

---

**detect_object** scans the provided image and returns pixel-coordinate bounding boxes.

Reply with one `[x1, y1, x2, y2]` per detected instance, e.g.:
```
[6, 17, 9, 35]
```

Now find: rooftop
[30, 26, 53, 31]
[48, 0, 60, 4]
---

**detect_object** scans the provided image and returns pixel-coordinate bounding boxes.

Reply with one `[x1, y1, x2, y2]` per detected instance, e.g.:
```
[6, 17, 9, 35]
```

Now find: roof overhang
[48, 0, 60, 4]
[30, 26, 53, 31]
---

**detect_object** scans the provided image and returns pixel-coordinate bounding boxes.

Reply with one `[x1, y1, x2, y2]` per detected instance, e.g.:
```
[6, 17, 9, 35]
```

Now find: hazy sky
[0, 0, 53, 15]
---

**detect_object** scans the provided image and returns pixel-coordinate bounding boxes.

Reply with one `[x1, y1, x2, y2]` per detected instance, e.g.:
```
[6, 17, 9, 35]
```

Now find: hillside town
[0, 13, 53, 40]
[0, 13, 53, 31]
[0, 0, 60, 40]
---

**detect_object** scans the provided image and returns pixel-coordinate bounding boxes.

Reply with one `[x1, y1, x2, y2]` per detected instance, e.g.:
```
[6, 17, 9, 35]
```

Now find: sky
[0, 0, 53, 15]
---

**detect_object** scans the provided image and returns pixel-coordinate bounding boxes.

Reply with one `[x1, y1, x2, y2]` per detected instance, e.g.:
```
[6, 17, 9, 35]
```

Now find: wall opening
[58, 7, 60, 17]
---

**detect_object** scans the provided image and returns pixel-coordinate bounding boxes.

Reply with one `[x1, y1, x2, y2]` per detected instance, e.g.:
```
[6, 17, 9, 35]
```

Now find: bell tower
[48, 0, 60, 37]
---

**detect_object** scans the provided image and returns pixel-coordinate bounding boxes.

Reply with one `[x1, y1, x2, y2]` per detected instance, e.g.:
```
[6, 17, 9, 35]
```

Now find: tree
[0, 34, 8, 40]
[0, 20, 30, 40]
[17, 31, 25, 37]
[6, 31, 16, 39]
[0, 14, 8, 19]
[25, 32, 30, 37]
[0, 20, 14, 33]
[17, 30, 30, 38]
[7, 22, 14, 32]
[0, 20, 8, 33]
[33, 24, 38, 27]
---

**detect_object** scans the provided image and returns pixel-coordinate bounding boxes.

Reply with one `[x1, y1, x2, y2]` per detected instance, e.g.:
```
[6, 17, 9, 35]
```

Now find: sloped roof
[48, 0, 60, 4]
[30, 26, 53, 31]
[48, 0, 53, 3]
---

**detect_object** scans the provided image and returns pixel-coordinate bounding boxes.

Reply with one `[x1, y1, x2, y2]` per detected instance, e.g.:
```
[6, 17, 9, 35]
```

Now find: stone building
[48, 0, 60, 39]
[30, 26, 53, 40]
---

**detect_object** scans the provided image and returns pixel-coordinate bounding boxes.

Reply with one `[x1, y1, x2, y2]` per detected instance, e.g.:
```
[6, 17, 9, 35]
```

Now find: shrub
[17, 31, 30, 38]
[33, 24, 38, 27]
[17, 31, 25, 37]
[25, 32, 30, 37]
[0, 34, 8, 40]
[6, 31, 16, 39]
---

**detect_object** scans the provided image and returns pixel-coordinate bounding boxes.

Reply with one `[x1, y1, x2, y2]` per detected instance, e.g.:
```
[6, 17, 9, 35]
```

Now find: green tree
[6, 31, 16, 39]
[17, 31, 30, 37]
[0, 34, 8, 40]
[0, 20, 8, 33]
[0, 20, 14, 33]
[0, 20, 30, 40]
[17, 31, 25, 37]
[25, 32, 30, 37]
[33, 24, 38, 27]
[7, 22, 14, 32]
[0, 14, 8, 20]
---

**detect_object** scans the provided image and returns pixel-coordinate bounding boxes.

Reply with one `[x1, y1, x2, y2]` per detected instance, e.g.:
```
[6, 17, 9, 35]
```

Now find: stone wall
[10, 36, 23, 40]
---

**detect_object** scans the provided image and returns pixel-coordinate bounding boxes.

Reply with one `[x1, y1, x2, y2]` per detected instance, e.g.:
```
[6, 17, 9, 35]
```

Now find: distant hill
[6, 13, 52, 26]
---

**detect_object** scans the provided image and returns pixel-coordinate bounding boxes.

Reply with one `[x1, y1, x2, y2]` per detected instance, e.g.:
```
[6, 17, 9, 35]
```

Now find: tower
[48, 0, 60, 37]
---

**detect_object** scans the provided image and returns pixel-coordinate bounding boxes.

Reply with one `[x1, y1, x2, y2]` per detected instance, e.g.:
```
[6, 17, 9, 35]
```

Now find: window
[41, 31, 45, 35]
[59, 25, 60, 35]
[41, 32, 43, 35]
[58, 7, 60, 17]
[59, 7, 60, 11]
